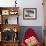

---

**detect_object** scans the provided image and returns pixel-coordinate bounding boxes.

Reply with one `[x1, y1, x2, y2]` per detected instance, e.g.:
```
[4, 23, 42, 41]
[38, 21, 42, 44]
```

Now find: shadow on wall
[18, 26, 43, 44]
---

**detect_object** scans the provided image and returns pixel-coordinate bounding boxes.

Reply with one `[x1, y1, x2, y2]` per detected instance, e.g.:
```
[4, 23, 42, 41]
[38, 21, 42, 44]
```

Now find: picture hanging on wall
[23, 8, 37, 20]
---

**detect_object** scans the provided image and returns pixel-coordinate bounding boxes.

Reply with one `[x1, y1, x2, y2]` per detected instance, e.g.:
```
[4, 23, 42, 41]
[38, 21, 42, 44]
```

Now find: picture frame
[23, 8, 37, 20]
[2, 10, 9, 15]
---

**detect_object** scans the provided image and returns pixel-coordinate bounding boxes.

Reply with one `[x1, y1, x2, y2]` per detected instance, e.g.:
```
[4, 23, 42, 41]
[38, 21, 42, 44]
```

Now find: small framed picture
[23, 8, 37, 20]
[2, 10, 9, 15]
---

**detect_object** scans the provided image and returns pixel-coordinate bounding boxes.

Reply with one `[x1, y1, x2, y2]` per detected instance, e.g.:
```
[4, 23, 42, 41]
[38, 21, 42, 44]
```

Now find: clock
[2, 10, 9, 15]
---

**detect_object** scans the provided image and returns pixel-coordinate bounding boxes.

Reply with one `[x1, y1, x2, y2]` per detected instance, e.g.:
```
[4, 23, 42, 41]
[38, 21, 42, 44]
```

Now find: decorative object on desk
[9, 9, 18, 15]
[23, 8, 37, 20]
[13, 32, 18, 41]
[13, 28, 19, 40]
[13, 27, 17, 32]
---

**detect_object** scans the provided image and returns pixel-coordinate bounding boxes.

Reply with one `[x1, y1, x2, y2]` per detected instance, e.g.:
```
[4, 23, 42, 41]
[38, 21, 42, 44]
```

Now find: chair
[21, 28, 41, 46]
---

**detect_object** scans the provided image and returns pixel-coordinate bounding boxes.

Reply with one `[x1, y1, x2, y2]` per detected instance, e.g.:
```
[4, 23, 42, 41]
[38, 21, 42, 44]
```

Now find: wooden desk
[1, 40, 19, 46]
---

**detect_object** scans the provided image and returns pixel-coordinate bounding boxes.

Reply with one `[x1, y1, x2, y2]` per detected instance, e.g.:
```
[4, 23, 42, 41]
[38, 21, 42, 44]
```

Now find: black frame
[23, 8, 37, 20]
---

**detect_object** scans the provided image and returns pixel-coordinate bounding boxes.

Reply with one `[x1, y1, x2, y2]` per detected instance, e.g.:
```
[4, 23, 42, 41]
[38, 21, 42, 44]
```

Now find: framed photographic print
[23, 8, 37, 20]
[2, 10, 9, 15]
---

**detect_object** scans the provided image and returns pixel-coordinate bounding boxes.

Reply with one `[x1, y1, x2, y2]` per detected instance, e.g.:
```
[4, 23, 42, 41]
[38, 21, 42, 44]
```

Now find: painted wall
[0, 0, 44, 26]
[17, 0, 44, 26]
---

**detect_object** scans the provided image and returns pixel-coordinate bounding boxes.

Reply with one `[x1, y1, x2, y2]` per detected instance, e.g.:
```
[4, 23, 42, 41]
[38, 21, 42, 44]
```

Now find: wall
[0, 0, 44, 26]
[17, 0, 44, 26]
